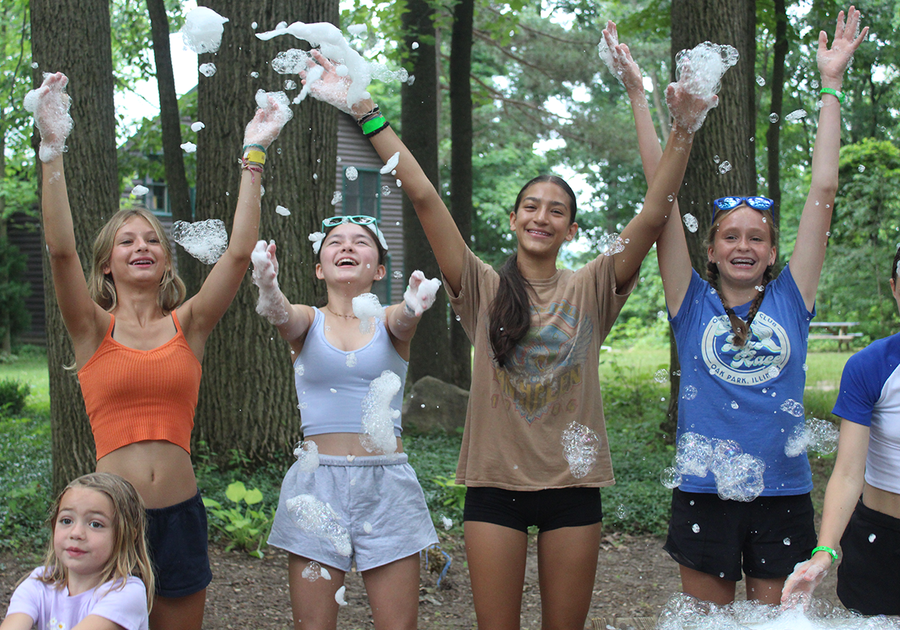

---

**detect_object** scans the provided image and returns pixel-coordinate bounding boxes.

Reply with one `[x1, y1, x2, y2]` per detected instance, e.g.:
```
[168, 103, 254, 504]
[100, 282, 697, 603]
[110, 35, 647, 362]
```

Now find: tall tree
[193, 0, 337, 463]
[400, 0, 450, 384]
[146, 0, 200, 294]
[764, 0, 789, 210]
[664, 0, 758, 438]
[448, 0, 474, 388]
[31, 0, 119, 492]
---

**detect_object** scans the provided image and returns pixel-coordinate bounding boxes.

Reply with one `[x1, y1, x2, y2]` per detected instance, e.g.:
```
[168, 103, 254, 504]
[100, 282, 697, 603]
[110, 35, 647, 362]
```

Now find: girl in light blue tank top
[250, 215, 440, 630]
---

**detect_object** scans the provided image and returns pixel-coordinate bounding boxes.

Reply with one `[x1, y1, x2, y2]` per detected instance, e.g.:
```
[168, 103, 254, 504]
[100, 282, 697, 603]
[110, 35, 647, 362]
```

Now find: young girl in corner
[300, 46, 716, 629]
[607, 6, 866, 606]
[28, 72, 290, 630]
[252, 219, 440, 630]
[2, 473, 153, 630]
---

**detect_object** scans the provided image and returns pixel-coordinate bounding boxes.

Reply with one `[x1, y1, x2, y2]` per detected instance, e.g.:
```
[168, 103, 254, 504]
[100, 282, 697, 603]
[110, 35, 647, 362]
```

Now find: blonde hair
[706, 204, 779, 347]
[88, 208, 185, 312]
[38, 472, 155, 609]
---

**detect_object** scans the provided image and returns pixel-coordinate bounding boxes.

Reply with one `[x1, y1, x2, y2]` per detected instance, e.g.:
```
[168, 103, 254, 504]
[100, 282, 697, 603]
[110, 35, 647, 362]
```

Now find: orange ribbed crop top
[78, 312, 202, 460]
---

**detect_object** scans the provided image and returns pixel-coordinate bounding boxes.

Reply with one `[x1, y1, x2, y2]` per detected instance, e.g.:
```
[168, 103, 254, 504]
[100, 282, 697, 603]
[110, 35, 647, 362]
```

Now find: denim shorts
[664, 488, 815, 581]
[146, 491, 213, 597]
[267, 453, 438, 572]
[463, 486, 603, 533]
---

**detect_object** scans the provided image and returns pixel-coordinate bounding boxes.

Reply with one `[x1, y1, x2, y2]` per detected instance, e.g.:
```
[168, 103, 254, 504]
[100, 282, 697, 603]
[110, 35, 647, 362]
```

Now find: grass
[0, 344, 853, 550]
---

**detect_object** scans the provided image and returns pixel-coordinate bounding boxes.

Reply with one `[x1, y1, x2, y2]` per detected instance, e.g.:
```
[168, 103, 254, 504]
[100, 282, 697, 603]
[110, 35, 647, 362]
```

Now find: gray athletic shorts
[267, 453, 438, 572]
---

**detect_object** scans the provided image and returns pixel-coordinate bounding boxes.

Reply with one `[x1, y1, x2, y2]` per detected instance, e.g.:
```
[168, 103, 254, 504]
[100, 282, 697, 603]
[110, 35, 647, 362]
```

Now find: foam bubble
[352, 293, 386, 333]
[181, 6, 229, 54]
[172, 219, 228, 265]
[293, 441, 319, 473]
[285, 494, 351, 556]
[359, 370, 400, 455]
[683, 213, 699, 233]
[561, 421, 601, 479]
[301, 561, 326, 581]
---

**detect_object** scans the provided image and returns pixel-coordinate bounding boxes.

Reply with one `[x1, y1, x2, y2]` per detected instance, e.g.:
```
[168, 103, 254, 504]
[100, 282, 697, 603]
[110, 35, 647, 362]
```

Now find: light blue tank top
[294, 308, 408, 437]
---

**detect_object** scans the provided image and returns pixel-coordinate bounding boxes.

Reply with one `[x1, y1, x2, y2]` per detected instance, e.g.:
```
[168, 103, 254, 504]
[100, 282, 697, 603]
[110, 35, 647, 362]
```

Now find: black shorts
[463, 486, 602, 533]
[837, 500, 900, 615]
[146, 491, 213, 598]
[664, 488, 815, 581]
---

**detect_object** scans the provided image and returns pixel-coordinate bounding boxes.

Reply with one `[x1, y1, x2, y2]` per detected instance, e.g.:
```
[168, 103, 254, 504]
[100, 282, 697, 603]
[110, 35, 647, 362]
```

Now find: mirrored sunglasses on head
[321, 215, 378, 232]
[711, 196, 775, 223]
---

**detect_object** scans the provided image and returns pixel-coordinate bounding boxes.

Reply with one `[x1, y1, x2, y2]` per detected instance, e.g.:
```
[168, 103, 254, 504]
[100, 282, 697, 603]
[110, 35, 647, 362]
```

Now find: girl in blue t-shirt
[608, 6, 866, 606]
[2, 473, 153, 630]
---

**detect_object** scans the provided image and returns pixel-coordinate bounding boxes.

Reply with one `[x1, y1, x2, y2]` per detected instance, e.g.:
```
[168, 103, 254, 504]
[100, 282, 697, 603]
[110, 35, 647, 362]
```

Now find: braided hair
[706, 204, 779, 348]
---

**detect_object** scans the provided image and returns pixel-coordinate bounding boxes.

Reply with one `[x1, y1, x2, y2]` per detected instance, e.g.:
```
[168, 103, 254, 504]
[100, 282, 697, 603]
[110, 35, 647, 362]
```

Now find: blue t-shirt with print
[670, 266, 814, 496]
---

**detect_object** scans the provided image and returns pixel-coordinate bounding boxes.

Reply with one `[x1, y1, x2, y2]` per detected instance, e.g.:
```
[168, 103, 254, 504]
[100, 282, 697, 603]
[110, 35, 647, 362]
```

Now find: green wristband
[820, 88, 845, 105]
[361, 114, 388, 136]
[811, 545, 838, 564]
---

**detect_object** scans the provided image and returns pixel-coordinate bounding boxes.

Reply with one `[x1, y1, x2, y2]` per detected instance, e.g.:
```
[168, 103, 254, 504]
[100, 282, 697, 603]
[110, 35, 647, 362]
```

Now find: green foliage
[432, 474, 467, 511]
[405, 432, 465, 529]
[0, 237, 31, 345]
[203, 481, 273, 559]
[0, 414, 51, 551]
[0, 377, 30, 416]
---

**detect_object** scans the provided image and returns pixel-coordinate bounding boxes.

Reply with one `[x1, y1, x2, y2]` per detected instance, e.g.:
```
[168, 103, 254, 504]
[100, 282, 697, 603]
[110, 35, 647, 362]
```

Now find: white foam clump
[285, 494, 352, 556]
[293, 441, 319, 473]
[380, 152, 400, 174]
[335, 585, 348, 606]
[199, 63, 216, 77]
[670, 433, 766, 501]
[785, 109, 808, 122]
[253, 89, 292, 121]
[275, 205, 291, 216]
[250, 240, 290, 325]
[191, 121, 205, 132]
[256, 22, 374, 108]
[301, 561, 329, 581]
[130, 185, 149, 197]
[345, 166, 359, 181]
[780, 398, 805, 418]
[24, 74, 75, 163]
[785, 418, 839, 457]
[599, 233, 625, 256]
[181, 7, 229, 54]
[672, 42, 737, 133]
[172, 219, 228, 265]
[658, 592, 900, 630]
[181, 142, 197, 153]
[359, 370, 401, 455]
[308, 231, 325, 254]
[353, 293, 386, 333]
[441, 516, 453, 530]
[683, 213, 699, 233]
[561, 421, 601, 479]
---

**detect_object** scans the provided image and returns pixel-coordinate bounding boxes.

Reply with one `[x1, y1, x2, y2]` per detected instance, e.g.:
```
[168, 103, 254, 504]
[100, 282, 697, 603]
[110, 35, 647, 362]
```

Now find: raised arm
[790, 6, 867, 310]
[603, 23, 693, 312]
[781, 418, 868, 605]
[30, 73, 109, 357]
[301, 50, 468, 294]
[179, 94, 292, 350]
[614, 69, 717, 291]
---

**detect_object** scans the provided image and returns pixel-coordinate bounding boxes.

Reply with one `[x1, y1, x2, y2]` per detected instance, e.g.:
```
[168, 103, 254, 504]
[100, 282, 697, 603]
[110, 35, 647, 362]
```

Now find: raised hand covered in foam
[298, 49, 373, 117]
[665, 70, 720, 135]
[24, 73, 74, 163]
[600, 22, 643, 94]
[244, 91, 293, 149]
[781, 558, 829, 609]
[403, 270, 441, 317]
[251, 240, 290, 326]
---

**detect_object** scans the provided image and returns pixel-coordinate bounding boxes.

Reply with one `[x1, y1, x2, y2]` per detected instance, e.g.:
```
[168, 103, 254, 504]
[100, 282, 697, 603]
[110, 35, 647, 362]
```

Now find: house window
[341, 167, 389, 303]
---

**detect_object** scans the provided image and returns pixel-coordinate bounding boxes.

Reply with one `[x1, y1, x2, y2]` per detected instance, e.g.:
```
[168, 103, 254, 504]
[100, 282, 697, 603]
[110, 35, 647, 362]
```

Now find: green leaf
[243, 487, 264, 505]
[225, 481, 248, 503]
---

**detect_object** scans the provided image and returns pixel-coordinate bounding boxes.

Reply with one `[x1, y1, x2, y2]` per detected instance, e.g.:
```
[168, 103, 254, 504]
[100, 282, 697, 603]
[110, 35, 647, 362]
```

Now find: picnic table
[809, 321, 862, 351]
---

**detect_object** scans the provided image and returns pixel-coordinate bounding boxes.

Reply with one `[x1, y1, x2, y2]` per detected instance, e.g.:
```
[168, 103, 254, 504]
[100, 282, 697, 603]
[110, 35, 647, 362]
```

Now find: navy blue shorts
[664, 488, 815, 581]
[837, 500, 900, 615]
[463, 486, 602, 533]
[146, 491, 213, 598]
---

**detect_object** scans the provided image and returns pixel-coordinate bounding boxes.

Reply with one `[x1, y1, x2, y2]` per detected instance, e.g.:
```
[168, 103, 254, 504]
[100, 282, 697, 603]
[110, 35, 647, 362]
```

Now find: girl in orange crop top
[30, 72, 291, 630]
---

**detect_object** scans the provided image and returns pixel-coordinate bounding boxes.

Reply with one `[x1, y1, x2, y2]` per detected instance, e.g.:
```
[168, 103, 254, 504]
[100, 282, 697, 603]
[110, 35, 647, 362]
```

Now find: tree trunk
[765, 0, 788, 218]
[401, 0, 450, 385]
[194, 0, 336, 464]
[31, 0, 118, 492]
[146, 0, 200, 295]
[664, 0, 758, 440]
[448, 0, 474, 389]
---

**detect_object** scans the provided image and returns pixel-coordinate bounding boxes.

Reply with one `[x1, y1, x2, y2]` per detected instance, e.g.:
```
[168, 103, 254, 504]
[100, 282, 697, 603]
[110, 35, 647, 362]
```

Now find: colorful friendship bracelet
[820, 88, 845, 105]
[356, 107, 381, 126]
[811, 545, 838, 564]
[243, 149, 266, 165]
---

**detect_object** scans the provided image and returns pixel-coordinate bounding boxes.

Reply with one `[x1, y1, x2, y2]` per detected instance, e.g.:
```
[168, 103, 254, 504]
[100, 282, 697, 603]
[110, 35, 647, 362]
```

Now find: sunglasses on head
[711, 197, 775, 224]
[321, 215, 378, 232]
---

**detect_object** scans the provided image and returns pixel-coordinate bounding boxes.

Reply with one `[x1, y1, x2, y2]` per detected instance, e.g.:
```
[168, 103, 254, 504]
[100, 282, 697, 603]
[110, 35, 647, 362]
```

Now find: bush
[0, 415, 52, 551]
[0, 378, 31, 417]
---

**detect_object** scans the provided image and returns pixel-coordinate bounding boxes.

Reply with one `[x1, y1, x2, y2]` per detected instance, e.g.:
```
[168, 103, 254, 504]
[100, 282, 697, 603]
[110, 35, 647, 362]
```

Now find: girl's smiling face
[510, 181, 578, 259]
[102, 215, 167, 283]
[708, 205, 776, 288]
[315, 222, 385, 286]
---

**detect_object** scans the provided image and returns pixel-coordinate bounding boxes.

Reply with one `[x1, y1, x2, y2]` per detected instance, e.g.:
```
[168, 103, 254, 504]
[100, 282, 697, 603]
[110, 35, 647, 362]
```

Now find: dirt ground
[0, 530, 840, 630]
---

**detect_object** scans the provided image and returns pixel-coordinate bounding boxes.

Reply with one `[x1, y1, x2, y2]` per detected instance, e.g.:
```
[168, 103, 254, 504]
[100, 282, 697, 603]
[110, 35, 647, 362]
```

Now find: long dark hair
[706, 204, 779, 348]
[488, 175, 577, 367]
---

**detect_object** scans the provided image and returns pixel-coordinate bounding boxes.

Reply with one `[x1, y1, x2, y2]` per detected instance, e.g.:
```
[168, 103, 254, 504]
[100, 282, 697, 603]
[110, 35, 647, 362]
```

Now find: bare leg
[679, 565, 736, 605]
[149, 590, 206, 630]
[537, 524, 601, 630]
[465, 521, 528, 630]
[746, 576, 786, 605]
[362, 554, 421, 630]
[287, 553, 346, 630]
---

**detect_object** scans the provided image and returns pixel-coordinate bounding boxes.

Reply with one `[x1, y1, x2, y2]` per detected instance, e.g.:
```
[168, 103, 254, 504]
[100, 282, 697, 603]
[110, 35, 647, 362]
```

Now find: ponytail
[489, 254, 533, 368]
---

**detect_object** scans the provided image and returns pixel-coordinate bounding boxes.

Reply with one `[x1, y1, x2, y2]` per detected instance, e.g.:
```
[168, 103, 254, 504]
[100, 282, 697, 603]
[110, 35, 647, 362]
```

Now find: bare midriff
[862, 482, 900, 520]
[305, 432, 404, 457]
[97, 440, 197, 509]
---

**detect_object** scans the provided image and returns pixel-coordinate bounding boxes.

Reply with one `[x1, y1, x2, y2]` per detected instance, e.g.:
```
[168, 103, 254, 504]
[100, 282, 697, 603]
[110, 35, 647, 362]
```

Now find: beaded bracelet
[820, 88, 845, 105]
[811, 545, 838, 564]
